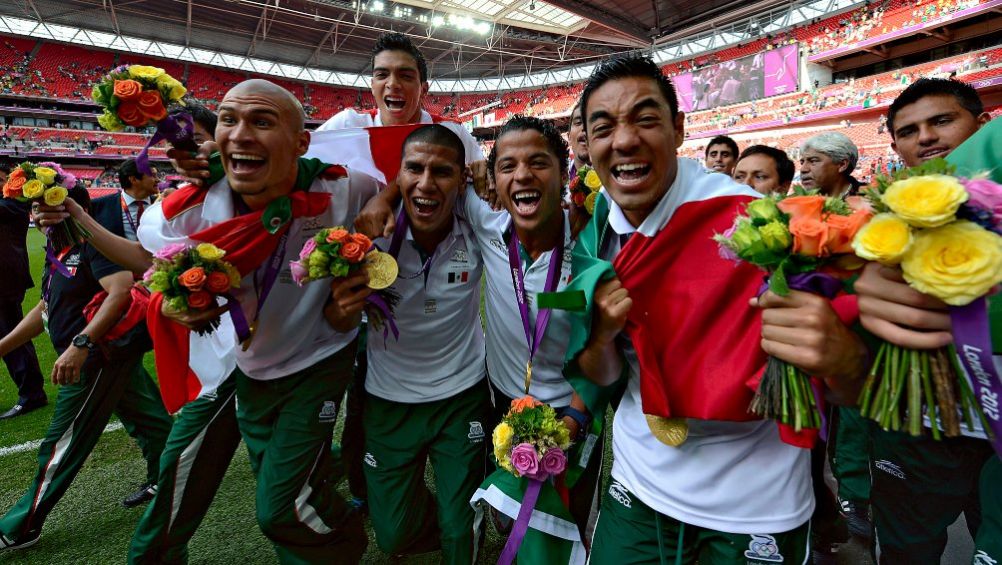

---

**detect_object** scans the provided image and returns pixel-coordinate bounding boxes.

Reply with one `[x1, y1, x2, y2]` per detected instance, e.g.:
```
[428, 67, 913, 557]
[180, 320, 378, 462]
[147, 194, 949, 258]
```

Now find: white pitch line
[0, 421, 125, 457]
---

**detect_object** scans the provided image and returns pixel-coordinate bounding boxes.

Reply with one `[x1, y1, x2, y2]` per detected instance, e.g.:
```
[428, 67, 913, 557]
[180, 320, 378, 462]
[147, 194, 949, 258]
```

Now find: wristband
[559, 406, 591, 440]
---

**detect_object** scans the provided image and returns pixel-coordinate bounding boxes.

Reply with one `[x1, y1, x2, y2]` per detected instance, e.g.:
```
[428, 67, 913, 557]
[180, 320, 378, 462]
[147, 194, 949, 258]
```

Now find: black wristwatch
[558, 406, 592, 441]
[71, 333, 96, 350]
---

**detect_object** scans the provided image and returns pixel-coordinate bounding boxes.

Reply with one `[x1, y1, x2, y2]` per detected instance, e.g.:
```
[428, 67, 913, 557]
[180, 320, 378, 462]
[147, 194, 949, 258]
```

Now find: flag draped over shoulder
[146, 157, 338, 413]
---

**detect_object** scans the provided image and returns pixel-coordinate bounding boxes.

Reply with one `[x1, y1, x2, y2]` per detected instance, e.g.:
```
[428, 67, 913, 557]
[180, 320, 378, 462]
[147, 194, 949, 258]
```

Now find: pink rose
[299, 238, 317, 260]
[718, 221, 740, 262]
[963, 178, 1002, 227]
[540, 447, 566, 477]
[509, 443, 541, 479]
[290, 260, 308, 286]
[154, 243, 187, 260]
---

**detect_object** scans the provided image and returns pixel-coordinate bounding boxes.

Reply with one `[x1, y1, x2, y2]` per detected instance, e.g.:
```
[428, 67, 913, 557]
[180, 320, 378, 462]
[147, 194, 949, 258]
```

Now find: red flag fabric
[147, 292, 203, 413]
[613, 194, 766, 422]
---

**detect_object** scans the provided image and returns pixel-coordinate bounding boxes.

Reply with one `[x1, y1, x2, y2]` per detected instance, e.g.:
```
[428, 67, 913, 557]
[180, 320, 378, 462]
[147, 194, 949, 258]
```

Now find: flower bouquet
[289, 226, 400, 338]
[143, 243, 240, 335]
[2, 161, 90, 251]
[567, 165, 603, 215]
[91, 65, 197, 175]
[480, 396, 580, 565]
[715, 192, 872, 431]
[852, 159, 1002, 441]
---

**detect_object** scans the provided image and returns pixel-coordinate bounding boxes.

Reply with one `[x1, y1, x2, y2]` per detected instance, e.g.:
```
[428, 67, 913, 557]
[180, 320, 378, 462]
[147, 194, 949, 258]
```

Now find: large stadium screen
[673, 43, 800, 112]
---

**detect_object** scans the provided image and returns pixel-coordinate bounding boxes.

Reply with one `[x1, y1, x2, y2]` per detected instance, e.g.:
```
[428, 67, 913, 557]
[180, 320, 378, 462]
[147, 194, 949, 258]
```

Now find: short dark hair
[580, 56, 679, 130]
[401, 124, 466, 169]
[488, 115, 569, 182]
[118, 159, 145, 189]
[738, 145, 795, 186]
[887, 78, 984, 138]
[706, 135, 739, 158]
[177, 99, 217, 139]
[372, 33, 428, 83]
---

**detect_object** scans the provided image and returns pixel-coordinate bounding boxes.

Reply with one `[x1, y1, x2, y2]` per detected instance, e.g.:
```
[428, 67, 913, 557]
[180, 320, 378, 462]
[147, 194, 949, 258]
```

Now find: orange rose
[178, 266, 207, 291]
[351, 232, 372, 250]
[339, 242, 365, 263]
[3, 172, 26, 198]
[326, 228, 350, 244]
[205, 271, 231, 294]
[573, 192, 585, 206]
[187, 290, 212, 310]
[117, 101, 148, 127]
[789, 216, 830, 257]
[137, 90, 167, 121]
[509, 396, 542, 414]
[113, 79, 143, 101]
[778, 195, 825, 220]
[8, 169, 26, 182]
[2, 182, 22, 199]
[823, 214, 859, 255]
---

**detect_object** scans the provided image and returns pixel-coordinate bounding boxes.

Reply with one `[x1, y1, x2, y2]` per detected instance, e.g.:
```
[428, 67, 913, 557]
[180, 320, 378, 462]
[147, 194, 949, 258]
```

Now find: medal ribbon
[231, 195, 290, 348]
[950, 297, 1002, 458]
[506, 219, 564, 394]
[388, 206, 434, 279]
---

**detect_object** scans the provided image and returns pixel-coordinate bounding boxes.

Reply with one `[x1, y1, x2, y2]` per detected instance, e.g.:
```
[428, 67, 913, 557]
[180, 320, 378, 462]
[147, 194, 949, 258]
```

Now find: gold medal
[364, 251, 399, 290]
[241, 320, 258, 352]
[646, 415, 689, 447]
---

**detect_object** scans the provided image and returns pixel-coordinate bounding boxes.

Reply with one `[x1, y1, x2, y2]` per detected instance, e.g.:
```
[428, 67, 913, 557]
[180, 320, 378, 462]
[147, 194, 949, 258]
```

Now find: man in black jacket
[0, 162, 46, 419]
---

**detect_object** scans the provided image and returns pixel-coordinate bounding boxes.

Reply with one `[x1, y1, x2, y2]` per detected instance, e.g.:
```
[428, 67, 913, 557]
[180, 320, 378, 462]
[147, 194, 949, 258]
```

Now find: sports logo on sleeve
[744, 534, 784, 562]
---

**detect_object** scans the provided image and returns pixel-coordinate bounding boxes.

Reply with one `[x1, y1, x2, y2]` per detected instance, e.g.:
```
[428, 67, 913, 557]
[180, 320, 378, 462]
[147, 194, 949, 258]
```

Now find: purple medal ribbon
[42, 240, 73, 303]
[135, 112, 196, 177]
[388, 206, 434, 277]
[507, 221, 565, 389]
[226, 195, 288, 344]
[497, 478, 542, 565]
[950, 296, 1002, 458]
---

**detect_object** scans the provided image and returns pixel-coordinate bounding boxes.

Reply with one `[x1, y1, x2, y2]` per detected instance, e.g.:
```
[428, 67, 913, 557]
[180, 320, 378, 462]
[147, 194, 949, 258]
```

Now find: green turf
[0, 230, 526, 563]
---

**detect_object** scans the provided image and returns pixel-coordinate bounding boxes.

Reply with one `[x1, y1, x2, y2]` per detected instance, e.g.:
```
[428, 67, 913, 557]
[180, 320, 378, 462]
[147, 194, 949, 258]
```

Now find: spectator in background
[731, 145, 795, 195]
[0, 162, 46, 419]
[798, 132, 862, 196]
[704, 134, 739, 175]
[567, 100, 590, 176]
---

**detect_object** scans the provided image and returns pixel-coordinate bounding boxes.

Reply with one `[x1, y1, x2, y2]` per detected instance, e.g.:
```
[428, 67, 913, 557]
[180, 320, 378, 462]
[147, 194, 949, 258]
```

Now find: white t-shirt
[459, 188, 576, 406]
[602, 158, 814, 534]
[138, 170, 380, 380]
[317, 108, 484, 165]
[364, 207, 486, 403]
[138, 202, 237, 400]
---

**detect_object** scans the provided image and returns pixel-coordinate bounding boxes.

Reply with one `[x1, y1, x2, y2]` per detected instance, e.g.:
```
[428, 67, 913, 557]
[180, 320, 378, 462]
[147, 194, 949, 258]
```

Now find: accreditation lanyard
[506, 220, 564, 394]
[120, 193, 145, 235]
[233, 195, 289, 350]
[388, 206, 435, 283]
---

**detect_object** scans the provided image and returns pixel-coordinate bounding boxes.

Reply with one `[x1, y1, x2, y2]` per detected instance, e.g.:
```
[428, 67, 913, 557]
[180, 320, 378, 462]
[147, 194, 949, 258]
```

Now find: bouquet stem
[750, 356, 820, 432]
[859, 342, 982, 439]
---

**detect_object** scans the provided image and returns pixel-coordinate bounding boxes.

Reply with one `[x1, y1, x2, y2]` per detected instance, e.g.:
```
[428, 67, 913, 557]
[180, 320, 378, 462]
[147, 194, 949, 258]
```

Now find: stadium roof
[1, 0, 859, 92]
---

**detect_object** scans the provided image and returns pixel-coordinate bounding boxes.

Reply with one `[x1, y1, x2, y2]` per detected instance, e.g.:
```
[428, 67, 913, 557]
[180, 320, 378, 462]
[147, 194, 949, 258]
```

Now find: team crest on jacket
[468, 421, 485, 442]
[318, 400, 338, 423]
[744, 534, 783, 562]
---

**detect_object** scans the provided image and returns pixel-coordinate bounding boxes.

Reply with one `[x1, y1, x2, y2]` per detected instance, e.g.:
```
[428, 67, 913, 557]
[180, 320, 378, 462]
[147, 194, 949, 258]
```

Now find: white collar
[121, 189, 147, 206]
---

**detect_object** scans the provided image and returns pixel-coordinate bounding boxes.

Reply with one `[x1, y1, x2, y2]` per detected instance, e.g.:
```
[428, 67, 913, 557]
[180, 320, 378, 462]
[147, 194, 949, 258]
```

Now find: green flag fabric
[471, 470, 586, 565]
[946, 117, 1002, 183]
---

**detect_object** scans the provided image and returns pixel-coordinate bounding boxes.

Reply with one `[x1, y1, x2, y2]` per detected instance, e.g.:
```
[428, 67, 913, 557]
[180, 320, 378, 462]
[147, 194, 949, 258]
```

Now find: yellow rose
[584, 169, 602, 191]
[43, 186, 68, 206]
[156, 74, 187, 102]
[492, 421, 513, 452]
[223, 262, 242, 288]
[196, 243, 226, 262]
[98, 111, 125, 132]
[22, 179, 45, 199]
[882, 174, 968, 228]
[852, 213, 912, 264]
[901, 221, 1002, 306]
[33, 166, 57, 185]
[129, 65, 165, 80]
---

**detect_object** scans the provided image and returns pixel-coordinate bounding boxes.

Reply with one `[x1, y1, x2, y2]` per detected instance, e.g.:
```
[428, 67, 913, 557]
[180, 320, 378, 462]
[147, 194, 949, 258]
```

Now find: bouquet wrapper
[470, 470, 586, 565]
[136, 111, 199, 177]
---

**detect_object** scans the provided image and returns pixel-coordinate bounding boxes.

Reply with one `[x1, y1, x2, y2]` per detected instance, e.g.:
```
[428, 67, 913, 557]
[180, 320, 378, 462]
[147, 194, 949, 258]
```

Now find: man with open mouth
[572, 56, 868, 564]
[150, 79, 379, 563]
[327, 124, 488, 564]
